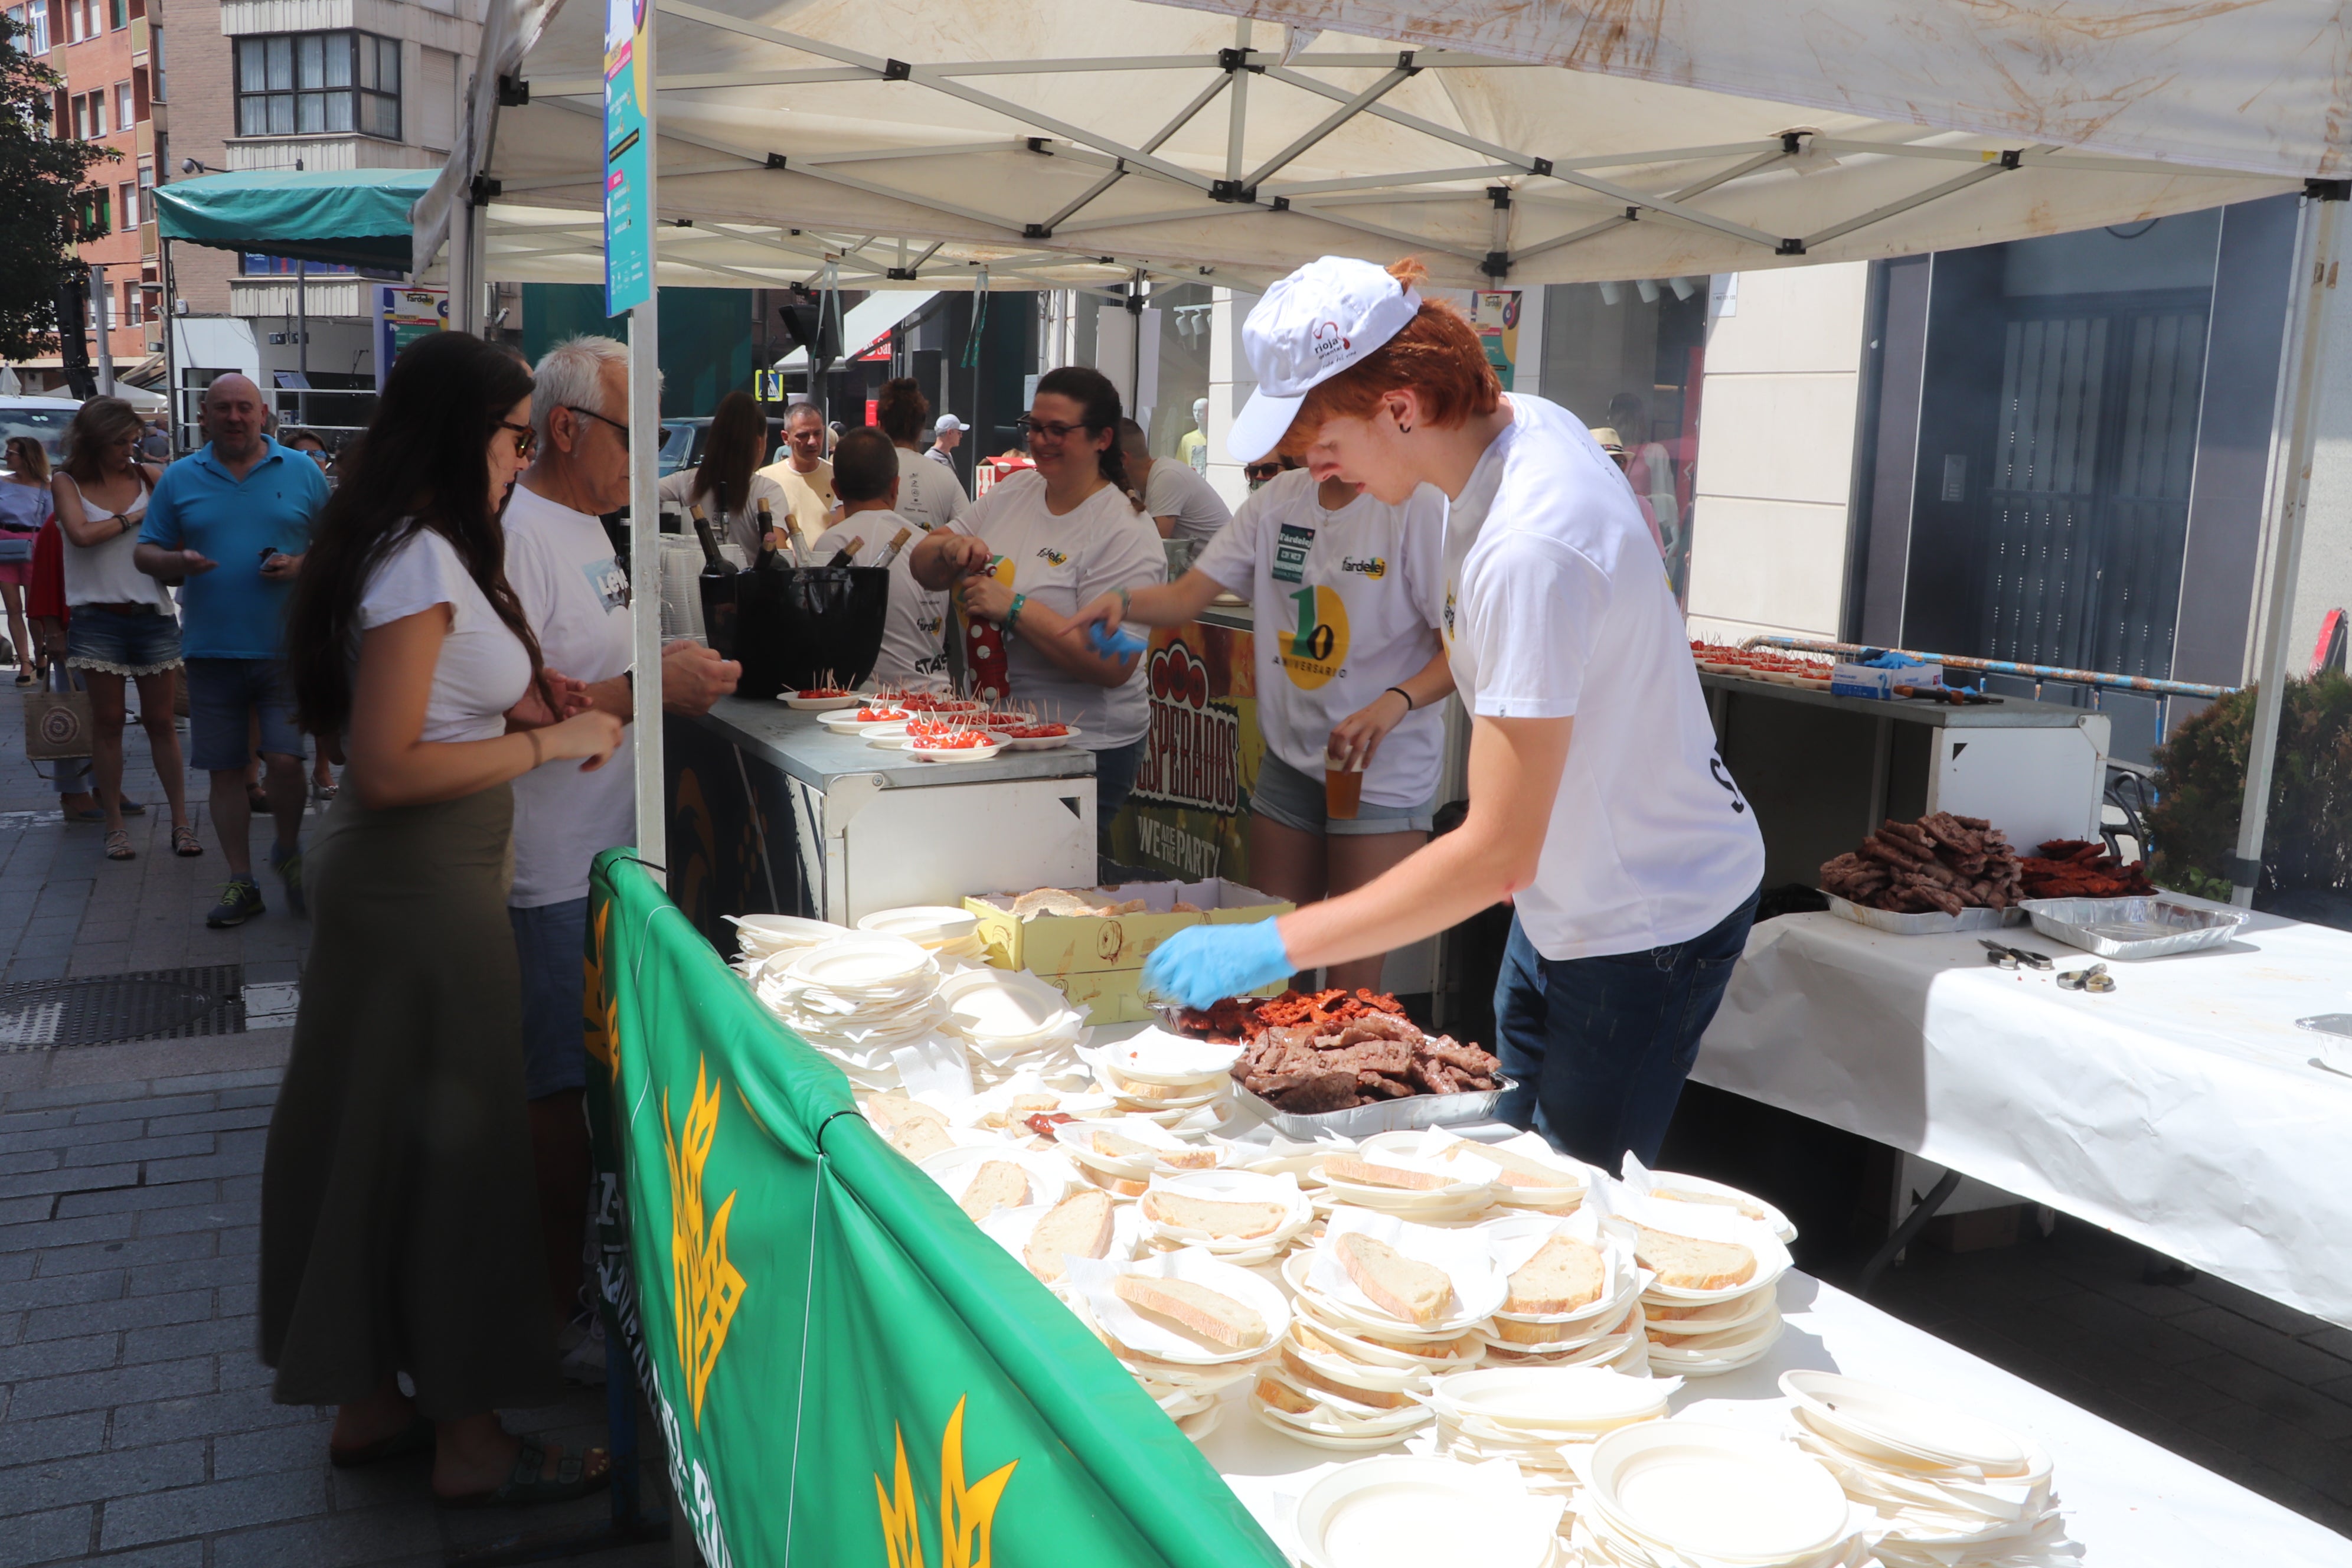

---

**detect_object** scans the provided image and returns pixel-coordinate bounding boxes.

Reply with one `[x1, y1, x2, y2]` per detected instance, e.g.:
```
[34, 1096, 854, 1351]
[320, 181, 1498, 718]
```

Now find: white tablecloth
[1695, 908, 2352, 1325]
[1203, 1272, 2352, 1566]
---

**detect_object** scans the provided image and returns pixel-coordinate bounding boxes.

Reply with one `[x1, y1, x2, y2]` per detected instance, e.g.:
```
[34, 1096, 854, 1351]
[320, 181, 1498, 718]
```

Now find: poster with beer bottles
[1105, 623, 1264, 884]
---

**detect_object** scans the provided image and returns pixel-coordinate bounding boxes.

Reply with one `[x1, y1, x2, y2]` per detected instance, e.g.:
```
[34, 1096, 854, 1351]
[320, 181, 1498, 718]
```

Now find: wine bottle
[825, 535, 865, 569]
[876, 527, 913, 566]
[688, 504, 724, 565]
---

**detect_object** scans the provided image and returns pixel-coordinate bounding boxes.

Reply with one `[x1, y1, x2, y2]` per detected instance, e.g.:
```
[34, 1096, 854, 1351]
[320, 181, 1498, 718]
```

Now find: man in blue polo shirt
[135, 374, 328, 928]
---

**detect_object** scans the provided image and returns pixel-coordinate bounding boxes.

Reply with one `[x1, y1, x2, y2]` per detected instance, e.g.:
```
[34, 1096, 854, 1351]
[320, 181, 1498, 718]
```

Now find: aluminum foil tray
[1822, 893, 2027, 936]
[2019, 896, 2247, 961]
[1237, 1076, 1514, 1139]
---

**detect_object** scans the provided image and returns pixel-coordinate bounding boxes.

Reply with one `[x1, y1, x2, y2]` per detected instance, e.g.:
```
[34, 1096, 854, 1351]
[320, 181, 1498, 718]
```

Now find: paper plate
[1584, 1422, 1851, 1564]
[820, 705, 904, 729]
[858, 906, 984, 945]
[782, 691, 865, 711]
[910, 737, 1004, 762]
[1140, 1169, 1312, 1246]
[988, 723, 1086, 752]
[1780, 1371, 2034, 1476]
[1643, 1305, 1782, 1361]
[1427, 1366, 1672, 1432]
[1641, 1285, 1782, 1337]
[1293, 1456, 1559, 1568]
[1642, 1170, 1799, 1244]
[1095, 1028, 1246, 1086]
[785, 935, 936, 990]
[1069, 1250, 1290, 1365]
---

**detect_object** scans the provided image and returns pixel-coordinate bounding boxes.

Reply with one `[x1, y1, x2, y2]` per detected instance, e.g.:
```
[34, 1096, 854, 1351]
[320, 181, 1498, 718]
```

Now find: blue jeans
[1492, 886, 1760, 1175]
[510, 897, 590, 1100]
[1093, 739, 1145, 835]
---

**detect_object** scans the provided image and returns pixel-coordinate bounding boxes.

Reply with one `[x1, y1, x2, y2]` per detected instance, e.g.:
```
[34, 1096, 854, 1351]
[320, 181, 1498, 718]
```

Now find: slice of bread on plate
[1631, 1223, 1756, 1291]
[1324, 1156, 1449, 1191]
[865, 1093, 946, 1133]
[1024, 1190, 1114, 1282]
[887, 1119, 955, 1162]
[1279, 1347, 1412, 1409]
[1142, 1192, 1286, 1240]
[1077, 1165, 1151, 1199]
[1337, 1233, 1453, 1324]
[1504, 1234, 1606, 1314]
[1255, 1376, 1322, 1417]
[1112, 1275, 1265, 1350]
[958, 1161, 1030, 1221]
[1453, 1143, 1579, 1190]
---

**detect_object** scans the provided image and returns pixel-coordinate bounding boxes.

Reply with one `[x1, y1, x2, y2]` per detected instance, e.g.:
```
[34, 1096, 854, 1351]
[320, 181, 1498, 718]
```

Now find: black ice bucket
[713, 561, 891, 700]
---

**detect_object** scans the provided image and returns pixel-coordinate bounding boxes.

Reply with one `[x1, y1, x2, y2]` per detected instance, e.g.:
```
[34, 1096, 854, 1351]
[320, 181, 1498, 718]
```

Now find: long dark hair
[60, 397, 145, 486]
[286, 331, 549, 737]
[1034, 365, 1144, 512]
[690, 389, 764, 518]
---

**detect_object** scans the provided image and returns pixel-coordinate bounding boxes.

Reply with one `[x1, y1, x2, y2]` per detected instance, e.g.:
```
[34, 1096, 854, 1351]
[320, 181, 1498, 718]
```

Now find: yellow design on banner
[662, 1057, 746, 1427]
[1279, 583, 1350, 691]
[583, 901, 618, 1072]
[874, 1396, 1018, 1568]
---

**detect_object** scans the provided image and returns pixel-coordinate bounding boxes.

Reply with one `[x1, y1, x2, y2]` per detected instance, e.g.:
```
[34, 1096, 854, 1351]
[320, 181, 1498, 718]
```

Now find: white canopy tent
[410, 0, 2348, 894]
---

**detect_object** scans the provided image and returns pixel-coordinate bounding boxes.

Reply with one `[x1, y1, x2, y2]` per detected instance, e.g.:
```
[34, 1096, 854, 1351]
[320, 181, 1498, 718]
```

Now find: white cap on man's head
[933, 413, 965, 433]
[1227, 256, 1421, 463]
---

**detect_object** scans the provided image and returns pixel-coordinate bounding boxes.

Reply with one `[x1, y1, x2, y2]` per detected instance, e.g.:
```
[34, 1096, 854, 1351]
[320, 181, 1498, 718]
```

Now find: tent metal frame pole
[1224, 18, 1250, 184]
[2230, 190, 2343, 907]
[631, 8, 667, 889]
[1239, 64, 1413, 191]
[1037, 71, 1234, 234]
[1796, 148, 2047, 251]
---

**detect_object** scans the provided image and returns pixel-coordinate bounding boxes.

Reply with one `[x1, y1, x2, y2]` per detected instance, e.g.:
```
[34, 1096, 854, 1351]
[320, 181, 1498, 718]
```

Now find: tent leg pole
[2231, 192, 2343, 907]
[631, 300, 665, 887]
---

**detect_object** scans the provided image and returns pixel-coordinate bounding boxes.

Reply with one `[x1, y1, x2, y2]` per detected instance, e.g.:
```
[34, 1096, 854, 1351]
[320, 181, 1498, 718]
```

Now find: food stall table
[1695, 904, 2352, 1324]
[663, 698, 1097, 943]
[1206, 1269, 2352, 1566]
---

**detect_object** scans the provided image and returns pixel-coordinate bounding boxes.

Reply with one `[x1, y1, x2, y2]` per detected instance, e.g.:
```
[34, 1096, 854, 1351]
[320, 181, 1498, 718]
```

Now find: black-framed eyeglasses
[1015, 414, 1095, 443]
[564, 404, 632, 446]
[495, 420, 538, 458]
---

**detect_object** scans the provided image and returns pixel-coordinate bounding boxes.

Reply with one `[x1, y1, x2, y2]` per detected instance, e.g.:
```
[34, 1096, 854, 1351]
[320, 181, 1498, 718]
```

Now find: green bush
[2148, 669, 2352, 894]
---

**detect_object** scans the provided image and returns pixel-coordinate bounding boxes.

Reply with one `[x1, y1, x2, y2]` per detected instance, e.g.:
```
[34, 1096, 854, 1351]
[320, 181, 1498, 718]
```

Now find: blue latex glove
[1142, 918, 1294, 1009]
[1087, 620, 1149, 658]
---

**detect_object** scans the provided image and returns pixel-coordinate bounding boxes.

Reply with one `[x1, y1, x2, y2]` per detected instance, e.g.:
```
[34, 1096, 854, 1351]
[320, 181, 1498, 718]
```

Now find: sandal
[172, 824, 203, 857]
[435, 1438, 612, 1510]
[105, 829, 135, 861]
[330, 1413, 436, 1469]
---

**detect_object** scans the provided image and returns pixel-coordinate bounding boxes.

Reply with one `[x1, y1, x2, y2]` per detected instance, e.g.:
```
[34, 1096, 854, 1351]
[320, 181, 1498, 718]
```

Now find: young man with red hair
[1113, 256, 1763, 1174]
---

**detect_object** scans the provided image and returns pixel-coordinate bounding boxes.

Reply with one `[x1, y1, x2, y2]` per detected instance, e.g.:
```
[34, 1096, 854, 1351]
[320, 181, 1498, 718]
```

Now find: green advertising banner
[582, 850, 1285, 1568]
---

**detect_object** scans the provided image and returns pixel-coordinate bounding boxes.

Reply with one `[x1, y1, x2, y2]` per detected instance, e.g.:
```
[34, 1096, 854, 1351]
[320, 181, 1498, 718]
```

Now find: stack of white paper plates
[1576, 1421, 1864, 1568]
[937, 968, 1090, 1090]
[750, 935, 958, 1092]
[1420, 1366, 1676, 1503]
[1137, 1169, 1313, 1265]
[1292, 1456, 1563, 1568]
[1780, 1373, 2072, 1567]
[726, 913, 846, 968]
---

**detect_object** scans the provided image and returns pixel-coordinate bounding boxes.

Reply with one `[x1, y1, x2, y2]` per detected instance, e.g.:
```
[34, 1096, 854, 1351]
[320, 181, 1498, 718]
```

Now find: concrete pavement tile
[71, 1544, 205, 1568]
[34, 1231, 214, 1279]
[125, 1255, 248, 1295]
[55, 1182, 221, 1219]
[0, 1110, 74, 1135]
[135, 1197, 257, 1237]
[68, 1096, 213, 1127]
[0, 1408, 107, 1468]
[0, 1164, 142, 1200]
[0, 1502, 92, 1566]
[211, 1415, 334, 1481]
[64, 1132, 217, 1168]
[107, 1382, 315, 1450]
[0, 1148, 61, 1176]
[0, 1329, 120, 1381]
[0, 1270, 125, 1317]
[0, 1197, 56, 1226]
[21, 1290, 202, 1342]
[0, 1211, 138, 1254]
[5, 1355, 214, 1419]
[217, 1354, 275, 1391]
[142, 1106, 275, 1139]
[0, 1438, 207, 1516]
[101, 1466, 331, 1551]
[123, 1314, 257, 1366]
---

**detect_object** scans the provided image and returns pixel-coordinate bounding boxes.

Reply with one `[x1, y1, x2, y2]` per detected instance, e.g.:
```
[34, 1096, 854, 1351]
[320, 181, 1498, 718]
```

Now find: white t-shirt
[1442, 394, 1762, 960]
[811, 509, 948, 691]
[949, 471, 1165, 747]
[1144, 458, 1233, 544]
[357, 524, 533, 745]
[500, 483, 638, 907]
[1194, 470, 1448, 808]
[659, 466, 787, 559]
[893, 445, 969, 537]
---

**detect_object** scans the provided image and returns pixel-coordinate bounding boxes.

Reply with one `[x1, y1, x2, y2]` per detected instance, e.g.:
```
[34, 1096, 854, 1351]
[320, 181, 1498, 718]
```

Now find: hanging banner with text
[601, 0, 653, 314]
[580, 851, 1282, 1568]
[1109, 622, 1265, 886]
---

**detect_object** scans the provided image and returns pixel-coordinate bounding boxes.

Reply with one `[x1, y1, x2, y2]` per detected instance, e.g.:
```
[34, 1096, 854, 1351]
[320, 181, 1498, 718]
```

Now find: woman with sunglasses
[1136, 257, 1763, 1178]
[909, 365, 1165, 829]
[264, 331, 622, 1509]
[51, 397, 197, 859]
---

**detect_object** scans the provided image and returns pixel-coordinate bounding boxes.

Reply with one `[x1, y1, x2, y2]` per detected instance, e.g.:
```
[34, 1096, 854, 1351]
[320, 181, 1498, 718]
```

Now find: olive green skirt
[259, 782, 562, 1418]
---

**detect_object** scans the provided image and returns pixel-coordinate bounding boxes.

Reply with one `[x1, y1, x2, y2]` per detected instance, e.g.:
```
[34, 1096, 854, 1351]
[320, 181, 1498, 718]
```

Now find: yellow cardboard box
[963, 880, 1292, 1021]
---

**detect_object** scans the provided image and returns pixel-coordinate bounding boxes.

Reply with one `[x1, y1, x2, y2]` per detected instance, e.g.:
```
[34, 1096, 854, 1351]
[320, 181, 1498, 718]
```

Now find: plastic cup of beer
[1324, 748, 1365, 820]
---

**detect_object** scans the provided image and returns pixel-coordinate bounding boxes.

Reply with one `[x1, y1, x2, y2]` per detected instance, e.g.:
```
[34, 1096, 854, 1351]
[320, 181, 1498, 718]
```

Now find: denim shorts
[65, 604, 182, 677]
[1250, 749, 1435, 837]
[184, 658, 305, 772]
[511, 897, 591, 1100]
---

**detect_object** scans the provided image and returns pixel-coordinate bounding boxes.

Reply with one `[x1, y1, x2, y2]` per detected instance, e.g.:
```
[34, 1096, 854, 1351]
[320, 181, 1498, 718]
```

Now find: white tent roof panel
[418, 0, 2318, 292]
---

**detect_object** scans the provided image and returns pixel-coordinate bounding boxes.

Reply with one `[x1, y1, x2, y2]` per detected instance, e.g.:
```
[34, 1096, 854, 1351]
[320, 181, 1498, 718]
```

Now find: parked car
[658, 416, 792, 476]
[0, 396, 82, 459]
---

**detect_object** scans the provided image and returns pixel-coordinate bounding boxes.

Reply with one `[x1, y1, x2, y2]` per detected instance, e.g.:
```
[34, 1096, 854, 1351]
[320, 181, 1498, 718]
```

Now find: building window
[149, 25, 164, 100]
[235, 31, 400, 141]
[107, 0, 122, 28]
[5, 3, 51, 54]
[67, 0, 94, 43]
[136, 163, 152, 223]
[80, 186, 109, 238]
[71, 90, 106, 139]
[116, 179, 135, 227]
[113, 79, 132, 129]
[119, 280, 138, 326]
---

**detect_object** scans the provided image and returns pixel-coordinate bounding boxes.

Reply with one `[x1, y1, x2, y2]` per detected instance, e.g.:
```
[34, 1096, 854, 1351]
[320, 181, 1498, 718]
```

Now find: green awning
[152, 167, 436, 270]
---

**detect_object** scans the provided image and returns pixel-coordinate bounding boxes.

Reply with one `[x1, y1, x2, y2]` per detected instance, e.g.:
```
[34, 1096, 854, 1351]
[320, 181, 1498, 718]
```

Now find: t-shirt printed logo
[1340, 556, 1387, 579]
[1272, 521, 1315, 584]
[1442, 584, 1456, 645]
[1280, 583, 1350, 691]
[1035, 546, 1069, 566]
[584, 556, 630, 612]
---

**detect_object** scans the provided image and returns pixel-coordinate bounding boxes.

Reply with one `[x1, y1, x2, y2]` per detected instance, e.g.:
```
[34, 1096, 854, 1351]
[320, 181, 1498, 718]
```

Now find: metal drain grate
[0, 965, 246, 1051]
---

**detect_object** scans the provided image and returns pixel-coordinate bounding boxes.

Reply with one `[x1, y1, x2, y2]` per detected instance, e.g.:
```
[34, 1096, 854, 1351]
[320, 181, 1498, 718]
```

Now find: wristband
[1006, 592, 1027, 631]
[1386, 685, 1414, 711]
[525, 729, 544, 767]
[1118, 586, 1132, 616]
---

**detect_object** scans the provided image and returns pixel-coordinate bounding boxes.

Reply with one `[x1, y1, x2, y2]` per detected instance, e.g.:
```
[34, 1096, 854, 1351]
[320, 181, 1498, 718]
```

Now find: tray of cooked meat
[1166, 988, 1512, 1136]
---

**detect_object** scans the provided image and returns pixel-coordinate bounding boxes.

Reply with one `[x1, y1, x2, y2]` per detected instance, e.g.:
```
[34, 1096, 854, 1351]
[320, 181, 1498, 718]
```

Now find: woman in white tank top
[50, 396, 192, 859]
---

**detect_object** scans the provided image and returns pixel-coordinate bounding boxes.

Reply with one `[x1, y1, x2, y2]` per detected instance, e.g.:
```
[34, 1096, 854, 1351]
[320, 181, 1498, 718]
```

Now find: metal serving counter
[662, 698, 1097, 946]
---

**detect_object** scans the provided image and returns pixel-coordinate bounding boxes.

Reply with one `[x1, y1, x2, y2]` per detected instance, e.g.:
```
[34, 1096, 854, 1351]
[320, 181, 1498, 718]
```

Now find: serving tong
[2055, 962, 2116, 994]
[1977, 939, 2055, 971]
